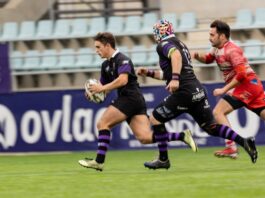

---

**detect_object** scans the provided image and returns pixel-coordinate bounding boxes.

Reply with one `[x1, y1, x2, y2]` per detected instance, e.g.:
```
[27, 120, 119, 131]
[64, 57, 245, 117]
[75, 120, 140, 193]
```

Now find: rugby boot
[78, 158, 104, 171]
[243, 137, 258, 163]
[144, 158, 170, 170]
[214, 147, 239, 159]
[183, 129, 198, 152]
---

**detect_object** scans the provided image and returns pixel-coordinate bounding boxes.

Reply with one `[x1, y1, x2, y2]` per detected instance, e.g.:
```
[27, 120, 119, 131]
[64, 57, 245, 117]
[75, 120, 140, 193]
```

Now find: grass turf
[0, 146, 265, 198]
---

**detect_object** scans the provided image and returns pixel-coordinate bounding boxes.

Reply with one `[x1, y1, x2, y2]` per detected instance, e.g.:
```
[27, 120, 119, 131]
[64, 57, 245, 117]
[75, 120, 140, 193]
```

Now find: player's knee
[201, 122, 218, 136]
[135, 133, 152, 144]
[96, 120, 110, 130]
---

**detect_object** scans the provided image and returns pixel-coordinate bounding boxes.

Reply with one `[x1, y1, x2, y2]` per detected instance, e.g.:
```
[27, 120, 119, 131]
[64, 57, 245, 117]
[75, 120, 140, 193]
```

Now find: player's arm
[166, 49, 181, 93]
[90, 73, 128, 93]
[193, 52, 215, 64]
[137, 67, 163, 80]
[213, 78, 240, 96]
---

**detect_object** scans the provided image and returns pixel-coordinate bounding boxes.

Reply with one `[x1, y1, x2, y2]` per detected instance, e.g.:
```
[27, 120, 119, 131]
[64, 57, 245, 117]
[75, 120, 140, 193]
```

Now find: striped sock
[214, 124, 244, 147]
[153, 124, 168, 161]
[95, 129, 111, 164]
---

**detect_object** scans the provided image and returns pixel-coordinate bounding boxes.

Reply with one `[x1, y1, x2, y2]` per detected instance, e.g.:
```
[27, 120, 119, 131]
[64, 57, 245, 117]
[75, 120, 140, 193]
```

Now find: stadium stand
[2, 0, 265, 90]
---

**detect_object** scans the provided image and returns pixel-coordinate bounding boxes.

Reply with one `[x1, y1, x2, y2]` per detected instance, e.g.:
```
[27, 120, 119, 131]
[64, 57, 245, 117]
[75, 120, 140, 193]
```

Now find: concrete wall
[0, 0, 56, 23]
[160, 0, 265, 19]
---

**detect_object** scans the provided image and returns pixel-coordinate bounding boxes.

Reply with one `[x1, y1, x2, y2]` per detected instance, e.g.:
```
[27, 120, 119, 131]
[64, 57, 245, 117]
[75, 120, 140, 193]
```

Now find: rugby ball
[84, 79, 106, 103]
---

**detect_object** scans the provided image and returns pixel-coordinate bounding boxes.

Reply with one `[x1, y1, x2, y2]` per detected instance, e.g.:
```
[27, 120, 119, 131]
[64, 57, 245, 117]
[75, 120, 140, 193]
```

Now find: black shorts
[152, 87, 215, 127]
[111, 92, 147, 123]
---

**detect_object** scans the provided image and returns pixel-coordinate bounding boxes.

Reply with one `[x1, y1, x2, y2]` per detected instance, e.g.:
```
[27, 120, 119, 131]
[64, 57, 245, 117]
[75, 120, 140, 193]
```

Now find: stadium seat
[10, 51, 24, 70]
[40, 49, 58, 70]
[53, 19, 72, 38]
[123, 15, 142, 35]
[252, 8, 265, 27]
[23, 50, 41, 70]
[71, 18, 89, 37]
[178, 12, 197, 30]
[18, 21, 36, 40]
[1, 22, 18, 41]
[36, 20, 54, 38]
[234, 9, 253, 28]
[146, 45, 159, 66]
[75, 48, 94, 68]
[57, 49, 76, 69]
[162, 12, 178, 30]
[130, 45, 148, 66]
[243, 40, 262, 60]
[91, 54, 104, 68]
[87, 17, 106, 36]
[117, 46, 129, 56]
[106, 16, 124, 35]
[141, 12, 158, 34]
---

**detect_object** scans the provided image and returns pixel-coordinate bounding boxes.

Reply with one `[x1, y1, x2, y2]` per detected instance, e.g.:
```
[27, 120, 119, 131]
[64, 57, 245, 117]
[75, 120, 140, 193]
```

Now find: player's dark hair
[210, 20, 230, 39]
[94, 32, 116, 49]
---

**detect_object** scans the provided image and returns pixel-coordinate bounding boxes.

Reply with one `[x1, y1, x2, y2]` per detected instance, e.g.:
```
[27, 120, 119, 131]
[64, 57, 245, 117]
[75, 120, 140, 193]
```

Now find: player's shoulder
[225, 41, 243, 54]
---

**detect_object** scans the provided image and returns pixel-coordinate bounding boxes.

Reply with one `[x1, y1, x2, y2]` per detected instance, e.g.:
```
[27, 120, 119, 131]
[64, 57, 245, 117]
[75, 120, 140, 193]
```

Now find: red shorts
[232, 75, 265, 110]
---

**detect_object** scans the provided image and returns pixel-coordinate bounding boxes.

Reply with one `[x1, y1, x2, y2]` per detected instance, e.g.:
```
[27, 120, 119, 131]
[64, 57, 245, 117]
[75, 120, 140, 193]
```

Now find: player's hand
[136, 67, 148, 76]
[213, 88, 225, 96]
[90, 83, 104, 94]
[191, 52, 199, 59]
[166, 80, 179, 93]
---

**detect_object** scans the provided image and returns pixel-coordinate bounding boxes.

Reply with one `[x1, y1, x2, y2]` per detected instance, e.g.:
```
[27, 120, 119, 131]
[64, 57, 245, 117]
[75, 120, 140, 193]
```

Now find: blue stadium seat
[18, 21, 36, 40]
[57, 49, 76, 69]
[23, 50, 41, 70]
[130, 45, 148, 66]
[1, 22, 18, 41]
[88, 17, 106, 36]
[123, 16, 142, 35]
[162, 13, 178, 30]
[106, 16, 124, 35]
[252, 8, 265, 27]
[10, 51, 24, 70]
[53, 19, 72, 38]
[71, 18, 89, 37]
[36, 20, 54, 38]
[75, 48, 94, 68]
[178, 12, 197, 30]
[146, 45, 159, 66]
[91, 54, 104, 68]
[40, 49, 58, 70]
[243, 40, 262, 60]
[141, 12, 158, 34]
[234, 9, 253, 28]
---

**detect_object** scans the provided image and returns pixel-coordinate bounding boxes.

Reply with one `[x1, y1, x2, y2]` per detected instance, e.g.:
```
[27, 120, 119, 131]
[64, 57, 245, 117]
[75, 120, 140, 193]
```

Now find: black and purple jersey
[99, 51, 140, 96]
[157, 35, 196, 85]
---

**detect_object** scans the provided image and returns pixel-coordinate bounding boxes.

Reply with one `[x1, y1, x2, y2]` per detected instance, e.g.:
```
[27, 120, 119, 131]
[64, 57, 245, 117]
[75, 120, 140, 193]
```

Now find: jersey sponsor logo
[192, 88, 205, 102]
[0, 105, 17, 150]
[177, 106, 188, 110]
[122, 60, 129, 64]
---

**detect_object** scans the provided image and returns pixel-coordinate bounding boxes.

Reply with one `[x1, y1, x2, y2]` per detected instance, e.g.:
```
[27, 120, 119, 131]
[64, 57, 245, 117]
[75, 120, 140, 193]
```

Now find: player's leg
[213, 97, 239, 158]
[78, 105, 127, 171]
[192, 99, 257, 163]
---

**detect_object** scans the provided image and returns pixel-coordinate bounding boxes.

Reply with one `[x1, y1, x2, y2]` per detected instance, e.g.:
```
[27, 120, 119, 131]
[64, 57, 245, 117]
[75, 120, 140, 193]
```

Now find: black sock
[95, 129, 111, 164]
[153, 124, 168, 161]
[209, 124, 244, 147]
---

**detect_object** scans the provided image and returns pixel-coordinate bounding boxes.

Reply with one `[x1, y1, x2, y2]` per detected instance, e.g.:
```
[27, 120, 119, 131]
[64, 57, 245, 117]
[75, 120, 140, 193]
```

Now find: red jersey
[205, 41, 255, 83]
[205, 41, 265, 110]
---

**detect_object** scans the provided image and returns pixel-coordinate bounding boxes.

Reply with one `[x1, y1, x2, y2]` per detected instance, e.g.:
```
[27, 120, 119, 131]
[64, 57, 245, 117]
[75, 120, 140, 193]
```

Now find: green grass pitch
[0, 146, 265, 198]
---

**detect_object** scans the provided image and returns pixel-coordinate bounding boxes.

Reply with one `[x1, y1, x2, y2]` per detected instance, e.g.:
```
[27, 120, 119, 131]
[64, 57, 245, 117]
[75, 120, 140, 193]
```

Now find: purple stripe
[100, 76, 107, 85]
[162, 44, 174, 57]
[170, 133, 180, 140]
[98, 135, 110, 140]
[225, 128, 231, 138]
[98, 142, 109, 147]
[231, 133, 237, 141]
[97, 150, 106, 155]
[219, 125, 226, 137]
[118, 64, 131, 74]
[155, 134, 168, 138]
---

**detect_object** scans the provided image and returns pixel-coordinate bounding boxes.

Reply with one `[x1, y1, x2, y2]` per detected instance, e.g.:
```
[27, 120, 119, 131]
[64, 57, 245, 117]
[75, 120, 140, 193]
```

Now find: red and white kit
[205, 41, 265, 110]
